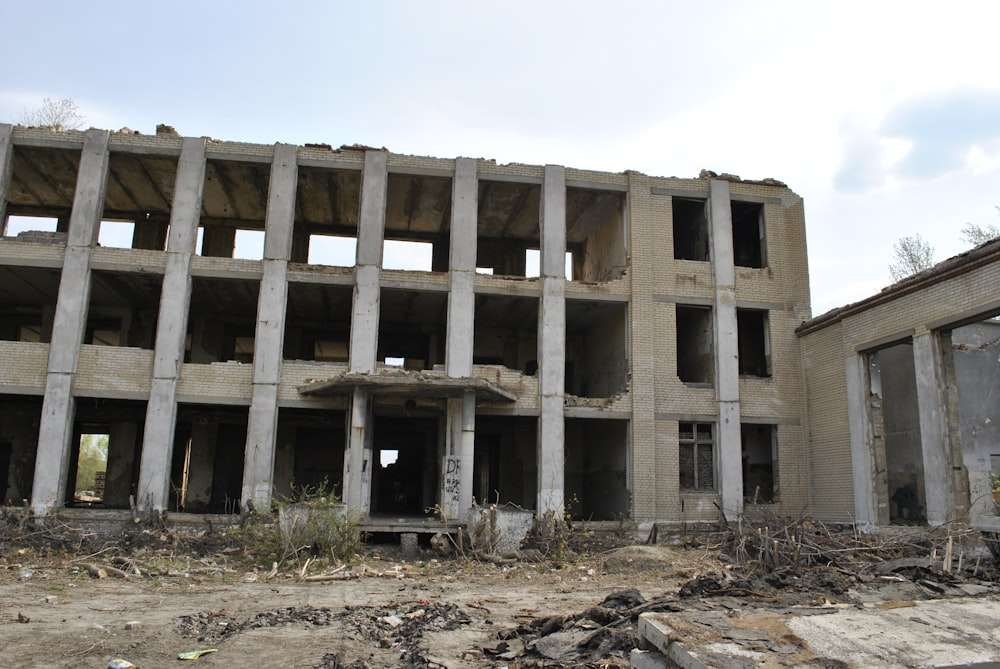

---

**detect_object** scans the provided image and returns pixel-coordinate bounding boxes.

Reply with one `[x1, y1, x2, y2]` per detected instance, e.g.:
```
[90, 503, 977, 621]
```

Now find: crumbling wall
[953, 320, 1000, 519]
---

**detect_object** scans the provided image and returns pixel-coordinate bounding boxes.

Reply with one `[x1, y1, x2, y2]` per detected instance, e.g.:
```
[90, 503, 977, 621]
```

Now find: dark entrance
[371, 416, 439, 516]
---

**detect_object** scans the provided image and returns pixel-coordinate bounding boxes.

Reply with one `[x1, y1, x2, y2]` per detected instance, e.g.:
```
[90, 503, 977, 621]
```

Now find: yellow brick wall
[178, 362, 253, 401]
[74, 346, 153, 396]
[0, 341, 48, 391]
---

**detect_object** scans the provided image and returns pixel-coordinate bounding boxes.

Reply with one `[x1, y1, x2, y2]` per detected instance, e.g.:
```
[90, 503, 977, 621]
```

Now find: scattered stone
[124, 620, 143, 630]
[42, 595, 57, 605]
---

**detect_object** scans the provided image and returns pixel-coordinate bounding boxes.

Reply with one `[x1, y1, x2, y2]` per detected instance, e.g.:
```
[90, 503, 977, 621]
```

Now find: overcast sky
[2, 0, 999, 315]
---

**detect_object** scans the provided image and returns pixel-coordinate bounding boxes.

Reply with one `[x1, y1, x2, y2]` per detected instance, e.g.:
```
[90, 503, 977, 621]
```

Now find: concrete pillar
[103, 421, 137, 507]
[343, 387, 374, 510]
[243, 143, 297, 511]
[537, 165, 566, 520]
[441, 158, 478, 516]
[913, 332, 952, 526]
[0, 124, 13, 230]
[348, 151, 386, 375]
[846, 353, 877, 529]
[137, 137, 206, 512]
[709, 179, 742, 520]
[343, 151, 387, 514]
[31, 129, 109, 515]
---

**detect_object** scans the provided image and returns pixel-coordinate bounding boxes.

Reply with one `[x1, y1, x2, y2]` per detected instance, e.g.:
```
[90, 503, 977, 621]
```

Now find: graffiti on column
[444, 457, 461, 508]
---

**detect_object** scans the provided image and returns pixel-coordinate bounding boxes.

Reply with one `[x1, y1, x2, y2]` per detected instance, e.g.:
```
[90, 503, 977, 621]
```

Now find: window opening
[383, 239, 433, 271]
[74, 432, 109, 503]
[234, 229, 265, 260]
[673, 198, 709, 261]
[98, 220, 135, 248]
[732, 201, 765, 268]
[308, 234, 356, 266]
[524, 249, 572, 279]
[4, 215, 59, 236]
[380, 450, 399, 467]
[742, 424, 777, 503]
[737, 309, 771, 377]
[676, 305, 714, 384]
[679, 423, 715, 491]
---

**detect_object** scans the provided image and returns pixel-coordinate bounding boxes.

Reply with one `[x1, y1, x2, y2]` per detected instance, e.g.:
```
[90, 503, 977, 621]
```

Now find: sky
[2, 0, 999, 316]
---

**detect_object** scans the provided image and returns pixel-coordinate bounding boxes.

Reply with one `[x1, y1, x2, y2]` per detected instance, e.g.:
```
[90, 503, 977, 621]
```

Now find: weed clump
[236, 481, 361, 569]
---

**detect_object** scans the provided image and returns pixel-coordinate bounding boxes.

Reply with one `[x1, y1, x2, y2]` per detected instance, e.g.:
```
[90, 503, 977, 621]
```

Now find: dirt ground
[1, 520, 998, 669]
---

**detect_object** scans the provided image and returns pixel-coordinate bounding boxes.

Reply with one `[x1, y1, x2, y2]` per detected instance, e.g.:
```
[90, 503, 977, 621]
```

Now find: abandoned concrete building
[0, 123, 813, 528]
[0, 123, 996, 533]
[799, 238, 1000, 529]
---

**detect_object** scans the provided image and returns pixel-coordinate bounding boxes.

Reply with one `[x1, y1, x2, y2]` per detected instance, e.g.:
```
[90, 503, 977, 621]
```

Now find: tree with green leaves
[74, 433, 108, 497]
[19, 97, 85, 130]
[889, 233, 935, 282]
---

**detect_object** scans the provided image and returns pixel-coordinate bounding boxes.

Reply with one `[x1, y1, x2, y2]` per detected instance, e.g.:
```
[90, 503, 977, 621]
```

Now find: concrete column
[348, 151, 387, 374]
[442, 158, 477, 516]
[243, 143, 297, 511]
[846, 353, 877, 529]
[0, 124, 13, 230]
[537, 165, 566, 520]
[31, 129, 109, 515]
[913, 332, 952, 526]
[137, 137, 206, 512]
[343, 387, 374, 510]
[343, 151, 387, 514]
[709, 179, 742, 520]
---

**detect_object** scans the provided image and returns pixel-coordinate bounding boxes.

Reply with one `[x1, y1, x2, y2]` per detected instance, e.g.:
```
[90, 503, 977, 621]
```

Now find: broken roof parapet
[798, 237, 1000, 335]
[298, 368, 518, 403]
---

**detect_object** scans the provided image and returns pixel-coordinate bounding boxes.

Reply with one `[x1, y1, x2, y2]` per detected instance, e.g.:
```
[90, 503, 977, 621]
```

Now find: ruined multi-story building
[0, 123, 811, 528]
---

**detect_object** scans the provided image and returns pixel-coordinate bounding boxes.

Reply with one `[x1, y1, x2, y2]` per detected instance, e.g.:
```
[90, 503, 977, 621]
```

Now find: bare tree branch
[889, 234, 934, 282]
[19, 97, 86, 130]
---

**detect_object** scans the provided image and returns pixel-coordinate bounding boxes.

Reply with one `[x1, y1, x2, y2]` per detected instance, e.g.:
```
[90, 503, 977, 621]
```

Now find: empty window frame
[383, 239, 433, 271]
[525, 249, 573, 279]
[4, 215, 60, 236]
[676, 305, 714, 384]
[731, 200, 765, 268]
[307, 235, 356, 266]
[679, 423, 715, 491]
[737, 309, 771, 377]
[97, 220, 136, 248]
[673, 198, 709, 261]
[742, 423, 777, 503]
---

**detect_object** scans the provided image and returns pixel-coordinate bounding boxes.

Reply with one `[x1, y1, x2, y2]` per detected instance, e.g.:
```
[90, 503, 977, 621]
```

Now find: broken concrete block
[400, 533, 418, 558]
[630, 648, 669, 669]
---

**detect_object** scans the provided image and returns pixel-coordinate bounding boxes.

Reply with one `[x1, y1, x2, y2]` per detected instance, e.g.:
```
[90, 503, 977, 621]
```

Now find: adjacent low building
[0, 124, 813, 529]
[799, 238, 1000, 528]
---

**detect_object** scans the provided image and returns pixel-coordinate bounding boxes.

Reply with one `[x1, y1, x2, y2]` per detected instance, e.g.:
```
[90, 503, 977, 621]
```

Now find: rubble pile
[177, 605, 336, 641]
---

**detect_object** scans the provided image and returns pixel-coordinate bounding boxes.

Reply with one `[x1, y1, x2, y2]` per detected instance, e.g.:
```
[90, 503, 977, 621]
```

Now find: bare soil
[0, 520, 997, 669]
